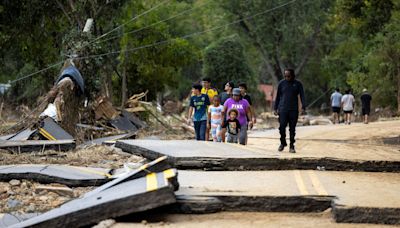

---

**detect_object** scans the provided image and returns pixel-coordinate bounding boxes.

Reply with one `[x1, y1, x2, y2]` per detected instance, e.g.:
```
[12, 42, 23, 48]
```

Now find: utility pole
[121, 50, 127, 108]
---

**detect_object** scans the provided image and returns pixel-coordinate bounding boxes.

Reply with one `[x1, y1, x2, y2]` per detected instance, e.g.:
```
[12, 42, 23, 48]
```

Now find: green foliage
[325, 0, 400, 112]
[1, 0, 399, 112]
[221, 0, 332, 83]
[203, 35, 253, 90]
[115, 0, 199, 102]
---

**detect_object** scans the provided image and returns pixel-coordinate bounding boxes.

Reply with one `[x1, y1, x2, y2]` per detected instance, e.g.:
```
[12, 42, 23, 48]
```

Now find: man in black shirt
[360, 88, 372, 124]
[274, 69, 305, 153]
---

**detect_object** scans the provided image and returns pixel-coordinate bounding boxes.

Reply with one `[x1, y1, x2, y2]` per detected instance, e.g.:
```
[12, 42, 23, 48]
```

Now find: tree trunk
[121, 54, 127, 108]
[397, 66, 400, 114]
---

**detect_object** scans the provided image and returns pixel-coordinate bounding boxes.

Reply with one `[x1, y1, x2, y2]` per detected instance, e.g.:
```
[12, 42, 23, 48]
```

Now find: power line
[78, 0, 299, 60]
[7, 61, 65, 84]
[94, 2, 208, 45]
[86, 0, 170, 46]
[306, 88, 331, 109]
[3, 1, 170, 85]
[4, 0, 298, 85]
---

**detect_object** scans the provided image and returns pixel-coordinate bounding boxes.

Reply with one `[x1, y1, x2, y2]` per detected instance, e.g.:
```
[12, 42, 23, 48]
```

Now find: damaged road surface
[115, 140, 400, 172]
[0, 156, 172, 188]
[0, 140, 75, 153]
[174, 170, 400, 225]
[9, 168, 178, 227]
[0, 165, 112, 187]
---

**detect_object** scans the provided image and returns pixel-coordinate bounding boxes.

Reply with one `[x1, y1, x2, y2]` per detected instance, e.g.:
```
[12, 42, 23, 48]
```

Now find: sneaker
[278, 144, 286, 152]
[289, 146, 296, 153]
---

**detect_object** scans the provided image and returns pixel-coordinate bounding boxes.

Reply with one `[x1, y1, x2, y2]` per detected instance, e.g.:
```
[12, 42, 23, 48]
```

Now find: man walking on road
[360, 88, 372, 124]
[330, 88, 342, 124]
[188, 84, 210, 141]
[341, 89, 355, 125]
[274, 69, 306, 153]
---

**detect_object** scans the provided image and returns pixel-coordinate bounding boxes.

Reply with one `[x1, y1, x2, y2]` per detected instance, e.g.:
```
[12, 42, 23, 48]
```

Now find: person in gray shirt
[330, 88, 342, 124]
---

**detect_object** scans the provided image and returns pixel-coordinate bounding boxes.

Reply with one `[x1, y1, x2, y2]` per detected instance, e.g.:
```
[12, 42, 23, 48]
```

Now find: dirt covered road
[248, 120, 400, 161]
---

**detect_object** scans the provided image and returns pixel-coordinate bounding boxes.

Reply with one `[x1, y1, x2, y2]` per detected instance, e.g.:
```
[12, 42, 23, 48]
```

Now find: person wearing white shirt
[341, 89, 355, 125]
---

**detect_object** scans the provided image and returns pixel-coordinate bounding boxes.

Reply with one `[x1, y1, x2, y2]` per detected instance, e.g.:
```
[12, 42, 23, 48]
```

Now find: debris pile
[0, 157, 179, 227]
[0, 180, 92, 214]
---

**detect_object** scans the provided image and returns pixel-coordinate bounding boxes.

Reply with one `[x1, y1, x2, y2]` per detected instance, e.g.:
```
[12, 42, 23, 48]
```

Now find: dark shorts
[344, 110, 353, 114]
[362, 108, 370, 115]
[332, 107, 341, 113]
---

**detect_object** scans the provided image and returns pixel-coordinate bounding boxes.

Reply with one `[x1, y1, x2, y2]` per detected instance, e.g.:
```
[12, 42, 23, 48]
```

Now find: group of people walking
[187, 78, 255, 145]
[187, 68, 305, 154]
[330, 88, 372, 124]
[187, 68, 373, 153]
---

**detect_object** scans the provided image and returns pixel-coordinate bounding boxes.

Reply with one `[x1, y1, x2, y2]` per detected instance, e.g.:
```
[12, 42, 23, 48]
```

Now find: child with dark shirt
[222, 109, 241, 143]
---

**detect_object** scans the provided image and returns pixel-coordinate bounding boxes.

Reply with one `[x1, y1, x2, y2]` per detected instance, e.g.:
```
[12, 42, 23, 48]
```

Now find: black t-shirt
[220, 92, 232, 105]
[243, 94, 252, 105]
[274, 79, 306, 112]
[222, 119, 241, 135]
[360, 93, 372, 109]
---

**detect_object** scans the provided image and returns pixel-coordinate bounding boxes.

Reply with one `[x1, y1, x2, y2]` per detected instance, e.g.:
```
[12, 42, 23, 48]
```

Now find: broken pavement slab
[0, 165, 111, 187]
[0, 133, 15, 140]
[0, 140, 75, 152]
[82, 132, 136, 146]
[110, 115, 138, 132]
[7, 129, 36, 140]
[11, 169, 178, 228]
[0, 213, 40, 228]
[121, 110, 147, 129]
[39, 117, 74, 140]
[115, 140, 400, 172]
[175, 170, 400, 225]
[84, 156, 176, 197]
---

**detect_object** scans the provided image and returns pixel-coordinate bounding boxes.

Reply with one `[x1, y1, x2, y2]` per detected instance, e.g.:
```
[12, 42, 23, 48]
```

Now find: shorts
[227, 134, 238, 143]
[343, 110, 353, 114]
[362, 108, 370, 115]
[332, 107, 341, 113]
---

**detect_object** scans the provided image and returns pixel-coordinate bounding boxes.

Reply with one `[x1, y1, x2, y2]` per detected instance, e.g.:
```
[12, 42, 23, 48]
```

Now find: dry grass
[0, 145, 143, 169]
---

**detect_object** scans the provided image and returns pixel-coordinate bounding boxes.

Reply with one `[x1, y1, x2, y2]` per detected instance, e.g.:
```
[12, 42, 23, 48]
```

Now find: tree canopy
[0, 0, 399, 113]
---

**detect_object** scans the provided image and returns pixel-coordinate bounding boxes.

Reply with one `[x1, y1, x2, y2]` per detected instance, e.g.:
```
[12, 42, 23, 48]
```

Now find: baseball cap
[232, 88, 241, 95]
